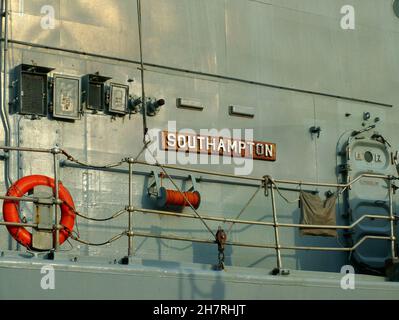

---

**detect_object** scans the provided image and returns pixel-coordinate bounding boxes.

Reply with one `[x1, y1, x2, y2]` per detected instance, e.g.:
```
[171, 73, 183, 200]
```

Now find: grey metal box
[82, 74, 112, 112]
[14, 64, 54, 116]
[53, 74, 81, 120]
[108, 83, 129, 114]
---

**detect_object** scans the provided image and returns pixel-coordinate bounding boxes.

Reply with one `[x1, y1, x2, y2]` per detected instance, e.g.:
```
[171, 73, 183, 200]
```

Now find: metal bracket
[338, 164, 351, 174]
[32, 186, 54, 251]
[148, 171, 200, 197]
[128, 95, 143, 114]
[187, 175, 199, 192]
[309, 126, 321, 139]
[146, 98, 165, 116]
[271, 268, 290, 276]
[147, 170, 162, 197]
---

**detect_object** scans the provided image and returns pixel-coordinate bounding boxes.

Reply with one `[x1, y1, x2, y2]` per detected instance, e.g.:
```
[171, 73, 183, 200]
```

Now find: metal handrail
[0, 221, 38, 228]
[274, 173, 394, 188]
[0, 195, 52, 203]
[132, 207, 392, 230]
[132, 232, 392, 252]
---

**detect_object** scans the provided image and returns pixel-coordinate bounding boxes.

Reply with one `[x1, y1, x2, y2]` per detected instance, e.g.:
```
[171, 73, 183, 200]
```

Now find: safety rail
[0, 145, 397, 273]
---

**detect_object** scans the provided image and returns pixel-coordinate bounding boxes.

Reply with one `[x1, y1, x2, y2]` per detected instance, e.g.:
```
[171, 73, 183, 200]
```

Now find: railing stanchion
[269, 179, 282, 272]
[52, 148, 60, 251]
[389, 179, 396, 259]
[127, 159, 134, 257]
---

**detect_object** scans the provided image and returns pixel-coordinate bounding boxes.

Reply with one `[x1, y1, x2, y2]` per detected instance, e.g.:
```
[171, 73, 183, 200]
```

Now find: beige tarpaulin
[299, 191, 337, 237]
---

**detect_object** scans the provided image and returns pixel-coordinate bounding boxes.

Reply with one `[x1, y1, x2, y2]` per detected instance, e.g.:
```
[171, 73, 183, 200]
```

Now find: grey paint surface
[1, 252, 399, 299]
[0, 0, 399, 298]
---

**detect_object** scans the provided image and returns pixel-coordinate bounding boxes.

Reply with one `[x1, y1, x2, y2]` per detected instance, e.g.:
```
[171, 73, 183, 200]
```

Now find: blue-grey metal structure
[1, 0, 399, 299]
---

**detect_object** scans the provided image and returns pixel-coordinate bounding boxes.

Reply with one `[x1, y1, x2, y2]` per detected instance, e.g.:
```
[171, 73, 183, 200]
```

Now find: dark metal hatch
[82, 74, 112, 112]
[14, 64, 55, 116]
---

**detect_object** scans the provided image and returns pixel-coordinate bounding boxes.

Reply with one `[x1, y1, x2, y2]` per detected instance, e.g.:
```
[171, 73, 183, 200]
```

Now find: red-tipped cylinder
[157, 187, 201, 209]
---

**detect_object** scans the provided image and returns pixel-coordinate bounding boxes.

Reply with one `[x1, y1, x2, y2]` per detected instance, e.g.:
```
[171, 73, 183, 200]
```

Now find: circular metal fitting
[51, 146, 62, 154]
[125, 157, 135, 164]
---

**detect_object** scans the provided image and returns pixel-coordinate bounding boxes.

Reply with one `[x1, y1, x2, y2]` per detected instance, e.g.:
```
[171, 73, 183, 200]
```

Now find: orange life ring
[2, 175, 76, 249]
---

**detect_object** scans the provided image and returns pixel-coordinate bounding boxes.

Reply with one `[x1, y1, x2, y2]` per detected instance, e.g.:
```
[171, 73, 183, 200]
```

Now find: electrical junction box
[108, 83, 129, 114]
[82, 74, 111, 112]
[14, 64, 54, 116]
[52, 74, 81, 120]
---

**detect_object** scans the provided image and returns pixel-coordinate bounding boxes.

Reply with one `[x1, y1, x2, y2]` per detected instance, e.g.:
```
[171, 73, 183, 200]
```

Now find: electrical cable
[71, 207, 127, 222]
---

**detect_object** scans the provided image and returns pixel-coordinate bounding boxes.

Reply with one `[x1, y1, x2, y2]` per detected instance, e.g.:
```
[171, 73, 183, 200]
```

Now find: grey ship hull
[1, 251, 399, 299]
[1, 0, 399, 299]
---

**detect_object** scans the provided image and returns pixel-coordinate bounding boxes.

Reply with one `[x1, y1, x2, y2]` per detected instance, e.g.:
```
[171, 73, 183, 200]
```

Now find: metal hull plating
[1, 0, 399, 299]
[2, 252, 399, 300]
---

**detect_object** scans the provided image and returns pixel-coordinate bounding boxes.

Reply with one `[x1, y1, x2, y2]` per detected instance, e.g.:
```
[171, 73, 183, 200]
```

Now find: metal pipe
[127, 161, 133, 256]
[134, 207, 273, 225]
[278, 215, 391, 230]
[0, 0, 12, 188]
[0, 221, 37, 227]
[136, 0, 148, 140]
[134, 161, 390, 188]
[270, 181, 282, 270]
[0, 195, 50, 203]
[134, 160, 263, 182]
[389, 181, 396, 259]
[282, 236, 391, 252]
[62, 160, 319, 192]
[2, 39, 392, 108]
[133, 231, 216, 246]
[0, 145, 54, 153]
[53, 152, 60, 251]
[131, 232, 390, 252]
[273, 173, 390, 188]
[4, 148, 389, 188]
[133, 207, 390, 230]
